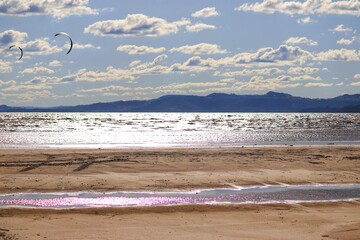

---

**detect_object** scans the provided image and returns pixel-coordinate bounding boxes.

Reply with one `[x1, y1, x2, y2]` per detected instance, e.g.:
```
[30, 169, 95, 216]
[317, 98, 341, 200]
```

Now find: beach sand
[0, 146, 359, 239]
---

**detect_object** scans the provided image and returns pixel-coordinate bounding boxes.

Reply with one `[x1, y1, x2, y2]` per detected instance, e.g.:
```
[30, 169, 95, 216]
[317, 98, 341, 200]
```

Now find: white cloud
[169, 45, 314, 70]
[157, 81, 227, 92]
[22, 38, 62, 56]
[329, 24, 353, 32]
[219, 78, 236, 83]
[214, 68, 285, 77]
[316, 49, 360, 61]
[350, 81, 360, 86]
[0, 60, 12, 73]
[20, 66, 55, 75]
[336, 37, 356, 45]
[235, 0, 360, 16]
[117, 45, 166, 55]
[25, 75, 77, 85]
[297, 17, 316, 24]
[1, 33, 63, 57]
[287, 67, 319, 75]
[232, 45, 313, 64]
[0, 30, 28, 46]
[1, 90, 63, 103]
[170, 43, 227, 55]
[84, 14, 190, 37]
[186, 23, 216, 32]
[354, 74, 360, 79]
[192, 7, 219, 18]
[304, 82, 333, 87]
[129, 60, 142, 67]
[0, 0, 97, 19]
[233, 75, 302, 91]
[49, 60, 62, 67]
[73, 43, 101, 50]
[102, 92, 119, 97]
[284, 37, 318, 46]
[77, 85, 130, 93]
[75, 67, 138, 82]
[0, 79, 16, 86]
[170, 56, 217, 73]
[2, 84, 52, 92]
[291, 75, 321, 81]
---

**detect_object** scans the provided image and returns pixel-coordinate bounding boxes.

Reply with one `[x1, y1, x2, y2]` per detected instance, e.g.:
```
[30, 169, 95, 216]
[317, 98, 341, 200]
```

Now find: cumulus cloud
[117, 45, 166, 55]
[284, 37, 318, 46]
[235, 0, 360, 16]
[0, 30, 27, 46]
[232, 45, 313, 64]
[171, 56, 218, 73]
[0, 30, 62, 56]
[49, 60, 62, 67]
[75, 67, 138, 82]
[0, 79, 16, 86]
[287, 67, 319, 75]
[20, 66, 55, 75]
[170, 43, 227, 55]
[351, 81, 360, 86]
[0, 60, 12, 73]
[233, 75, 302, 91]
[129, 60, 142, 67]
[169, 45, 314, 70]
[1, 90, 62, 103]
[354, 74, 360, 79]
[77, 85, 130, 93]
[220, 78, 236, 83]
[336, 37, 356, 45]
[329, 24, 353, 32]
[0, 0, 97, 19]
[316, 49, 360, 61]
[304, 82, 333, 87]
[186, 23, 216, 32]
[297, 16, 316, 24]
[2, 84, 52, 92]
[22, 38, 62, 55]
[214, 68, 285, 77]
[192, 7, 219, 18]
[84, 14, 190, 37]
[73, 43, 101, 50]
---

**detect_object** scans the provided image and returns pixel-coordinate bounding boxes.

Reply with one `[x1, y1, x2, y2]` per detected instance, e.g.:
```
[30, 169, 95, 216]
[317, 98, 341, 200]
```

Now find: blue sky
[0, 0, 359, 107]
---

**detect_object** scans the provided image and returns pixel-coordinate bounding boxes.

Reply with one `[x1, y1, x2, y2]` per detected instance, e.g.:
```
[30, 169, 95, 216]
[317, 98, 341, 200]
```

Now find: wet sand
[0, 146, 359, 239]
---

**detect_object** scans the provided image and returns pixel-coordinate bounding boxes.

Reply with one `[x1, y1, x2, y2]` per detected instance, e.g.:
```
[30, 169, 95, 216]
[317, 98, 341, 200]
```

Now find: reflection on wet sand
[1, 185, 359, 208]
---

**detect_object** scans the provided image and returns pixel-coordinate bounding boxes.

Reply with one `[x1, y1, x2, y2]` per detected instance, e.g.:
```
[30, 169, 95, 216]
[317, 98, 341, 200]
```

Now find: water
[0, 112, 359, 148]
[0, 185, 359, 209]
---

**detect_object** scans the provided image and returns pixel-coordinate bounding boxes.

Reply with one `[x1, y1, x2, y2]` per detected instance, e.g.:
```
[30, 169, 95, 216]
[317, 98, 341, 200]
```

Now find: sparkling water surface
[1, 185, 359, 209]
[0, 113, 359, 148]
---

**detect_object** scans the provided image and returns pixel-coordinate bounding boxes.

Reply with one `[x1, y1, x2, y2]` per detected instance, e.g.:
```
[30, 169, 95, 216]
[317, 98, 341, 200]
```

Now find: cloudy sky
[1, 0, 360, 107]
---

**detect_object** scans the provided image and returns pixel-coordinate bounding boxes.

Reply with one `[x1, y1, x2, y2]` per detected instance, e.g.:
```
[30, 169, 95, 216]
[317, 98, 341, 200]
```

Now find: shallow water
[1, 184, 359, 209]
[0, 113, 359, 148]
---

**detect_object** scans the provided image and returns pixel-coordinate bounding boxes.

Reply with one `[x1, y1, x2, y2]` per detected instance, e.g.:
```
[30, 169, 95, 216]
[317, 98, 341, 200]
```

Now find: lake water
[1, 184, 359, 208]
[0, 112, 359, 148]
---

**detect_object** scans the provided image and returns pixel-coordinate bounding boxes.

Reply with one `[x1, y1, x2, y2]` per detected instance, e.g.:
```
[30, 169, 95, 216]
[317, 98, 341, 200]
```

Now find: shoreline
[1, 142, 359, 149]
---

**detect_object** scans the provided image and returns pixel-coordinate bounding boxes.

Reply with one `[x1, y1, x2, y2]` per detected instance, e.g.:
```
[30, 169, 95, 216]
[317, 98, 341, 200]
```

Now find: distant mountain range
[1, 91, 359, 112]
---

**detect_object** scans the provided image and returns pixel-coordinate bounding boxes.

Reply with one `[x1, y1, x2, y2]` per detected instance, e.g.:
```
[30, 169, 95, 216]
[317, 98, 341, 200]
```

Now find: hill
[0, 92, 359, 112]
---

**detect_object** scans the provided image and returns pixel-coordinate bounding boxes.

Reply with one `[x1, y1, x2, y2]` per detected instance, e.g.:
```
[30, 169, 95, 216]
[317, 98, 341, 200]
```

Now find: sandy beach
[0, 146, 359, 239]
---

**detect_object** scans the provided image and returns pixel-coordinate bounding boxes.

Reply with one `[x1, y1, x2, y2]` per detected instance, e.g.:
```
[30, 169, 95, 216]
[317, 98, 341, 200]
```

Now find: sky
[0, 0, 360, 107]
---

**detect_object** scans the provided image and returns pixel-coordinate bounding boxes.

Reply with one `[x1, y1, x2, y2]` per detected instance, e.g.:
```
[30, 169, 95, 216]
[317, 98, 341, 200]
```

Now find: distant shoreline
[1, 91, 359, 112]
